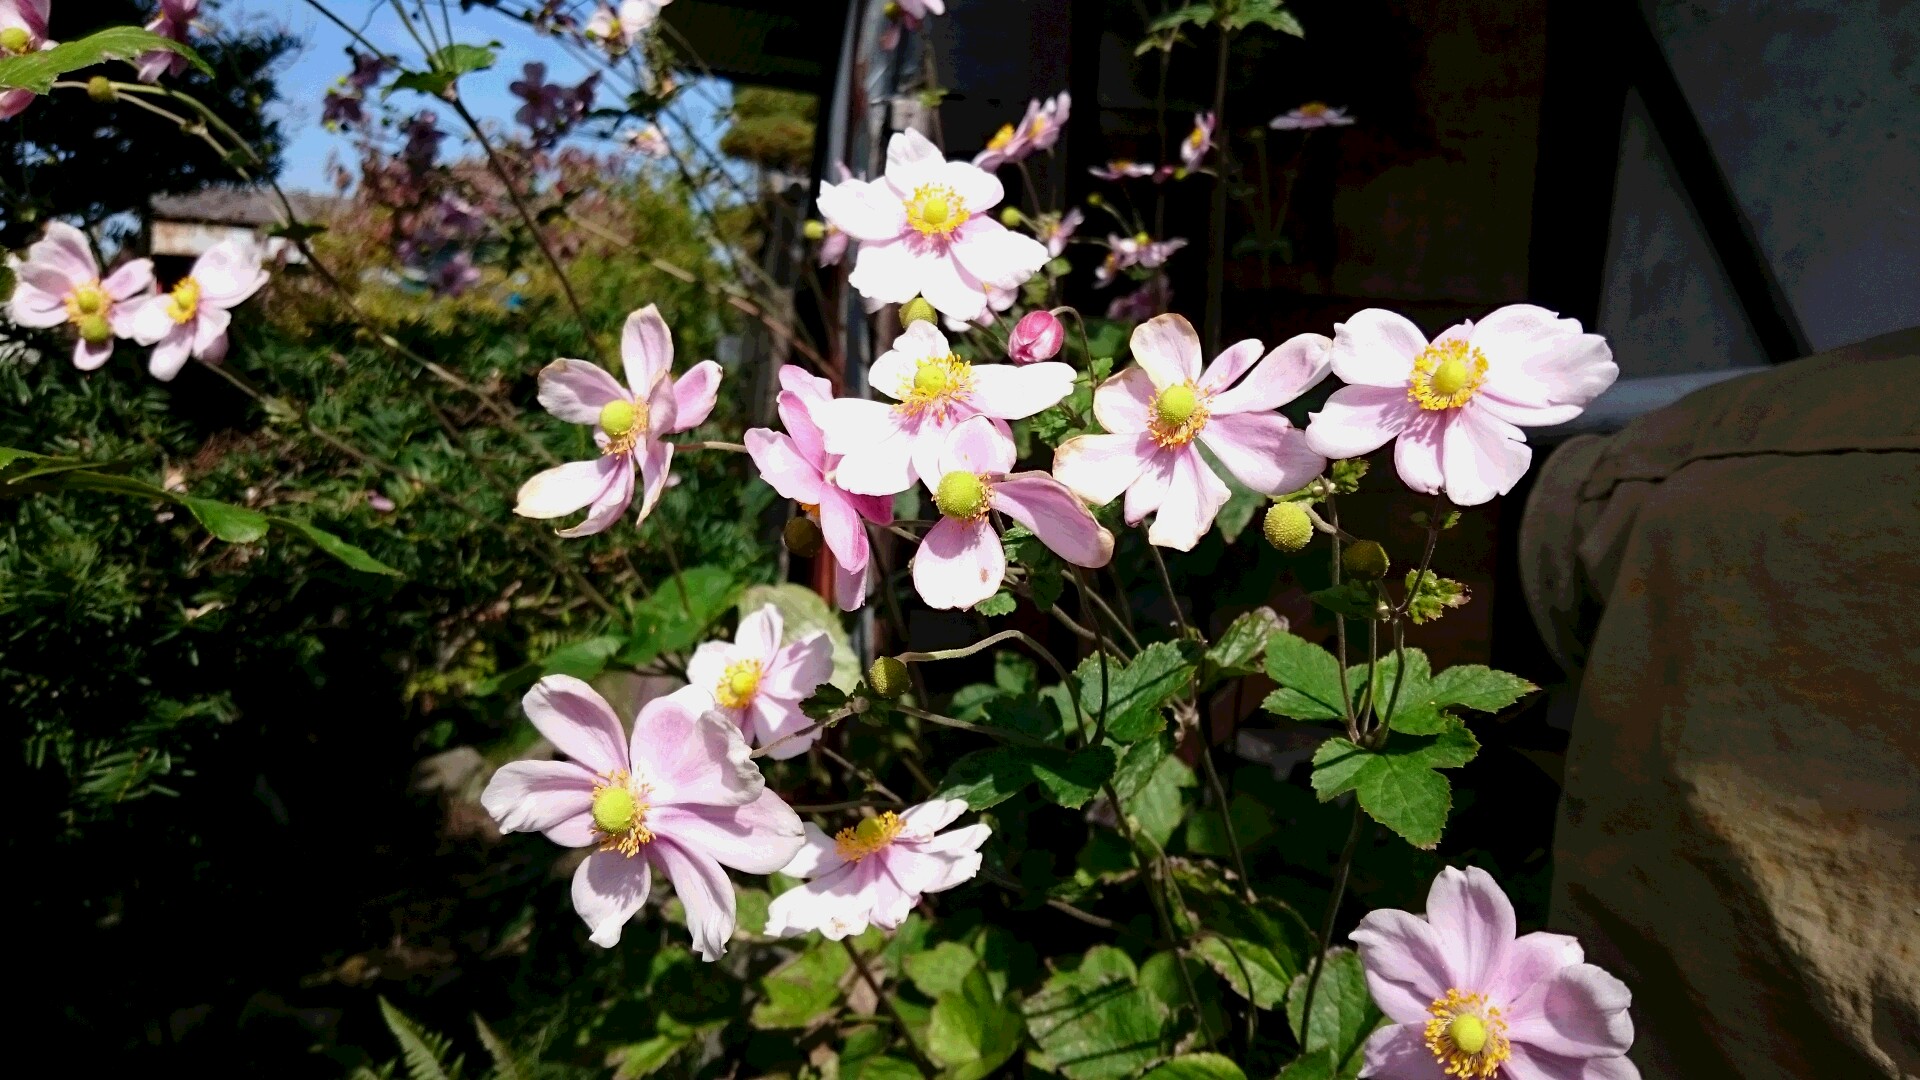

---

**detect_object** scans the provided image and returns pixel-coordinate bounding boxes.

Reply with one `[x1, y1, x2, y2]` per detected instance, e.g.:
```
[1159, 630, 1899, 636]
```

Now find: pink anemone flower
[912, 416, 1114, 611]
[515, 304, 722, 536]
[0, 0, 53, 120]
[1053, 313, 1330, 551]
[814, 319, 1074, 497]
[687, 603, 833, 759]
[764, 798, 989, 940]
[127, 238, 269, 381]
[1180, 111, 1216, 172]
[136, 0, 199, 83]
[973, 91, 1069, 170]
[745, 366, 894, 610]
[815, 128, 1049, 323]
[1090, 160, 1155, 181]
[6, 221, 156, 370]
[479, 677, 804, 956]
[1040, 207, 1083, 258]
[1351, 866, 1638, 1080]
[1271, 102, 1357, 130]
[1303, 306, 1617, 506]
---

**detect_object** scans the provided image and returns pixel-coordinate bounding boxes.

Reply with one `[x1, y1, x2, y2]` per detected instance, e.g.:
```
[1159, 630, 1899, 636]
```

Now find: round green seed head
[868, 656, 910, 699]
[998, 206, 1023, 227]
[934, 471, 987, 519]
[900, 297, 938, 326]
[591, 786, 637, 835]
[1342, 539, 1391, 580]
[598, 398, 637, 436]
[1154, 384, 1199, 427]
[1263, 502, 1313, 552]
[783, 515, 824, 557]
[802, 219, 827, 241]
[86, 76, 115, 103]
[853, 815, 889, 846]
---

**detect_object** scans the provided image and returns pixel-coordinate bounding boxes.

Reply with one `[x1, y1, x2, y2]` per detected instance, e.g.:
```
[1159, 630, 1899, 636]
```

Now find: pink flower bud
[1008, 310, 1065, 365]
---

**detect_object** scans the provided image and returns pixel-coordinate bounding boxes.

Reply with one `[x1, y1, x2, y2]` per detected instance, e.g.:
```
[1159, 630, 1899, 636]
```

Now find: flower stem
[842, 941, 936, 1074]
[1300, 796, 1367, 1045]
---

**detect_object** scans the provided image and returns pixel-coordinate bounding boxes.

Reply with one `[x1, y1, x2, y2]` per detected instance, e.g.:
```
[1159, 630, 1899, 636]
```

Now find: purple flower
[135, 0, 199, 83]
[1090, 160, 1155, 181]
[1350, 866, 1638, 1079]
[1180, 111, 1216, 172]
[1105, 273, 1171, 321]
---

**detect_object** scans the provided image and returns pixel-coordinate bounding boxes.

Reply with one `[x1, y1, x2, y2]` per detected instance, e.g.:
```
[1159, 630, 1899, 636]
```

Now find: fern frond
[377, 996, 463, 1080]
[473, 1015, 528, 1080]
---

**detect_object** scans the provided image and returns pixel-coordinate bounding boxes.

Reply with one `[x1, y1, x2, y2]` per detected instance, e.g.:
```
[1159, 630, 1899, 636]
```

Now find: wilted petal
[1199, 412, 1326, 495]
[621, 304, 674, 396]
[1053, 431, 1155, 507]
[1130, 313, 1204, 388]
[651, 788, 803, 875]
[1305, 384, 1419, 459]
[572, 850, 652, 948]
[967, 360, 1075, 420]
[539, 358, 628, 423]
[1331, 308, 1427, 388]
[650, 838, 736, 960]
[1208, 332, 1334, 413]
[1441, 405, 1530, 506]
[1146, 447, 1230, 551]
[992, 473, 1113, 568]
[629, 685, 763, 809]
[523, 674, 630, 775]
[670, 360, 723, 431]
[913, 515, 1004, 610]
[481, 759, 598, 840]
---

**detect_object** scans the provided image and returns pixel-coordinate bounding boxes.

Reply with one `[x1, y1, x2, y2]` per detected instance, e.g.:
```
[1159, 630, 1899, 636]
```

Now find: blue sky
[227, 0, 726, 192]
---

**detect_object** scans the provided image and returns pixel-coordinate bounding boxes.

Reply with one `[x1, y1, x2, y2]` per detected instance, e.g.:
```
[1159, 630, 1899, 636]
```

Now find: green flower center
[166, 277, 200, 324]
[0, 27, 30, 54]
[599, 398, 638, 436]
[1155, 384, 1198, 427]
[76, 314, 112, 344]
[70, 285, 107, 316]
[919, 196, 950, 226]
[715, 658, 762, 709]
[1430, 356, 1472, 398]
[591, 786, 638, 835]
[914, 360, 951, 397]
[934, 471, 988, 519]
[1448, 1015, 1488, 1055]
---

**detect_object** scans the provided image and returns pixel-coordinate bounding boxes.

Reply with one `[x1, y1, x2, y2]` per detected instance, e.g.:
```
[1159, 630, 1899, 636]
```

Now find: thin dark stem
[820, 744, 905, 806]
[1300, 797, 1367, 1047]
[1202, 26, 1232, 359]
[843, 941, 935, 1074]
[1327, 491, 1358, 742]
[895, 703, 1047, 747]
[1103, 781, 1216, 1048]
[1196, 747, 1253, 900]
[1142, 529, 1190, 638]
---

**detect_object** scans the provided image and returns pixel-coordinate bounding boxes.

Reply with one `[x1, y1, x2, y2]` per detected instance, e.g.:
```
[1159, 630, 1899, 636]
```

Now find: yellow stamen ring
[1407, 338, 1490, 411]
[834, 811, 906, 861]
[591, 770, 654, 857]
[1423, 989, 1510, 1079]
[905, 183, 971, 237]
[715, 658, 762, 710]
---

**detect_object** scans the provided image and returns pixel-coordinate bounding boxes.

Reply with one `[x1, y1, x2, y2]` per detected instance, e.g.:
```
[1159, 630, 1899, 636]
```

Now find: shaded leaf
[182, 495, 269, 543]
[1263, 631, 1345, 721]
[1079, 639, 1197, 743]
[1024, 946, 1169, 1080]
[274, 517, 404, 576]
[1142, 1053, 1247, 1080]
[1202, 606, 1284, 688]
[749, 939, 848, 1028]
[906, 941, 979, 998]
[1310, 722, 1480, 848]
[1285, 948, 1384, 1078]
[926, 968, 1023, 1080]
[0, 27, 211, 93]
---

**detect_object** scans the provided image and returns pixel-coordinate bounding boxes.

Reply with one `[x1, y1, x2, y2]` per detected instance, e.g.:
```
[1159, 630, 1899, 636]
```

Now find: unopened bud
[802, 219, 826, 241]
[783, 515, 824, 557]
[900, 296, 938, 326]
[868, 656, 910, 699]
[86, 76, 115, 104]
[1007, 309, 1064, 364]
[1263, 502, 1313, 551]
[1342, 540, 1390, 580]
[998, 206, 1023, 227]
[1086, 193, 1104, 208]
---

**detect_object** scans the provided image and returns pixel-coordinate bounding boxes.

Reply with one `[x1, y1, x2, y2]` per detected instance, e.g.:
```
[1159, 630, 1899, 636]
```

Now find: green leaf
[273, 517, 404, 576]
[1142, 1053, 1248, 1080]
[1224, 0, 1306, 35]
[1202, 606, 1284, 688]
[926, 968, 1023, 1080]
[1276, 1049, 1338, 1080]
[430, 42, 497, 76]
[1425, 665, 1537, 715]
[611, 1034, 693, 1079]
[1310, 722, 1481, 847]
[749, 939, 848, 1028]
[541, 635, 624, 680]
[936, 745, 1115, 810]
[376, 997, 459, 1080]
[1286, 948, 1384, 1078]
[1309, 581, 1383, 620]
[738, 582, 860, 690]
[0, 27, 212, 93]
[906, 941, 980, 998]
[1023, 946, 1169, 1080]
[474, 1015, 530, 1080]
[1110, 732, 1170, 801]
[1350, 649, 1437, 734]
[1034, 746, 1118, 809]
[0, 445, 44, 470]
[974, 590, 1017, 617]
[1079, 639, 1198, 743]
[1173, 863, 1315, 1009]
[1262, 631, 1345, 720]
[1126, 752, 1196, 848]
[622, 566, 740, 665]
[1146, 4, 1219, 32]
[182, 495, 269, 543]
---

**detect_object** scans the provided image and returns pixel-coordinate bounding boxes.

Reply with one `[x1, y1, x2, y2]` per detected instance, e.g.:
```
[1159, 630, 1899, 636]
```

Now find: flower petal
[833, 558, 869, 612]
[748, 696, 820, 758]
[1351, 909, 1455, 1025]
[967, 360, 1075, 420]
[192, 240, 269, 309]
[1392, 411, 1446, 495]
[818, 491, 872, 572]
[819, 403, 916, 496]
[1196, 338, 1266, 394]
[621, 304, 674, 395]
[650, 788, 804, 875]
[1130, 313, 1204, 388]
[1209, 332, 1334, 414]
[916, 244, 992, 322]
[102, 258, 155, 300]
[1503, 1044, 1642, 1080]
[1053, 431, 1155, 507]
[775, 389, 830, 468]
[572, 849, 652, 948]
[516, 457, 622, 520]
[630, 685, 764, 809]
[762, 630, 832, 700]
[1198, 412, 1326, 495]
[6, 279, 69, 328]
[147, 325, 194, 381]
[480, 758, 598, 841]
[1146, 447, 1230, 551]
[1358, 1023, 1450, 1079]
[884, 834, 986, 896]
[538, 358, 628, 423]
[782, 823, 849, 879]
[949, 218, 1048, 290]
[126, 295, 177, 344]
[992, 473, 1114, 568]
[816, 176, 908, 242]
[1092, 366, 1156, 433]
[1424, 865, 1516, 992]
[746, 428, 827, 506]
[633, 437, 674, 524]
[736, 603, 784, 662]
[848, 237, 932, 306]
[900, 798, 969, 836]
[1305, 384, 1419, 459]
[1469, 304, 1618, 419]
[1331, 308, 1427, 388]
[73, 335, 113, 371]
[1124, 446, 1176, 524]
[939, 414, 1017, 475]
[1504, 964, 1636, 1060]
[670, 360, 723, 431]
[191, 304, 231, 361]
[649, 838, 736, 960]
[686, 642, 733, 700]
[764, 860, 875, 940]
[523, 674, 630, 775]
[26, 221, 97, 284]
[555, 455, 636, 538]
[912, 515, 1004, 610]
[870, 321, 949, 399]
[1441, 405, 1531, 506]
[1495, 931, 1587, 1006]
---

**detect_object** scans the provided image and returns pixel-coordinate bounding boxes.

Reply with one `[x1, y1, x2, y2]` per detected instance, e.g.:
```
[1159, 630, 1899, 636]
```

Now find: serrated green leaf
[431, 42, 496, 75]
[1126, 752, 1196, 848]
[1142, 1053, 1247, 1080]
[1310, 581, 1382, 620]
[1036, 746, 1118, 809]
[1111, 732, 1170, 801]
[1202, 606, 1283, 688]
[1349, 649, 1436, 733]
[750, 939, 848, 1028]
[1310, 722, 1480, 847]
[273, 517, 404, 575]
[1024, 946, 1169, 1080]
[376, 997, 459, 1080]
[0, 27, 211, 93]
[1146, 4, 1219, 32]
[1172, 863, 1314, 1009]
[926, 968, 1023, 1079]
[1285, 948, 1383, 1076]
[1263, 631, 1345, 720]
[621, 566, 739, 665]
[906, 941, 979, 998]
[387, 70, 455, 98]
[936, 747, 1033, 809]
[1425, 665, 1537, 715]
[975, 590, 1017, 616]
[937, 745, 1114, 810]
[1079, 639, 1197, 742]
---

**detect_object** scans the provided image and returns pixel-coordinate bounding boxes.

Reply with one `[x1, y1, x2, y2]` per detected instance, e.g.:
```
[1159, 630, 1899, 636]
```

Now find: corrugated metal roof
[149, 189, 344, 227]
